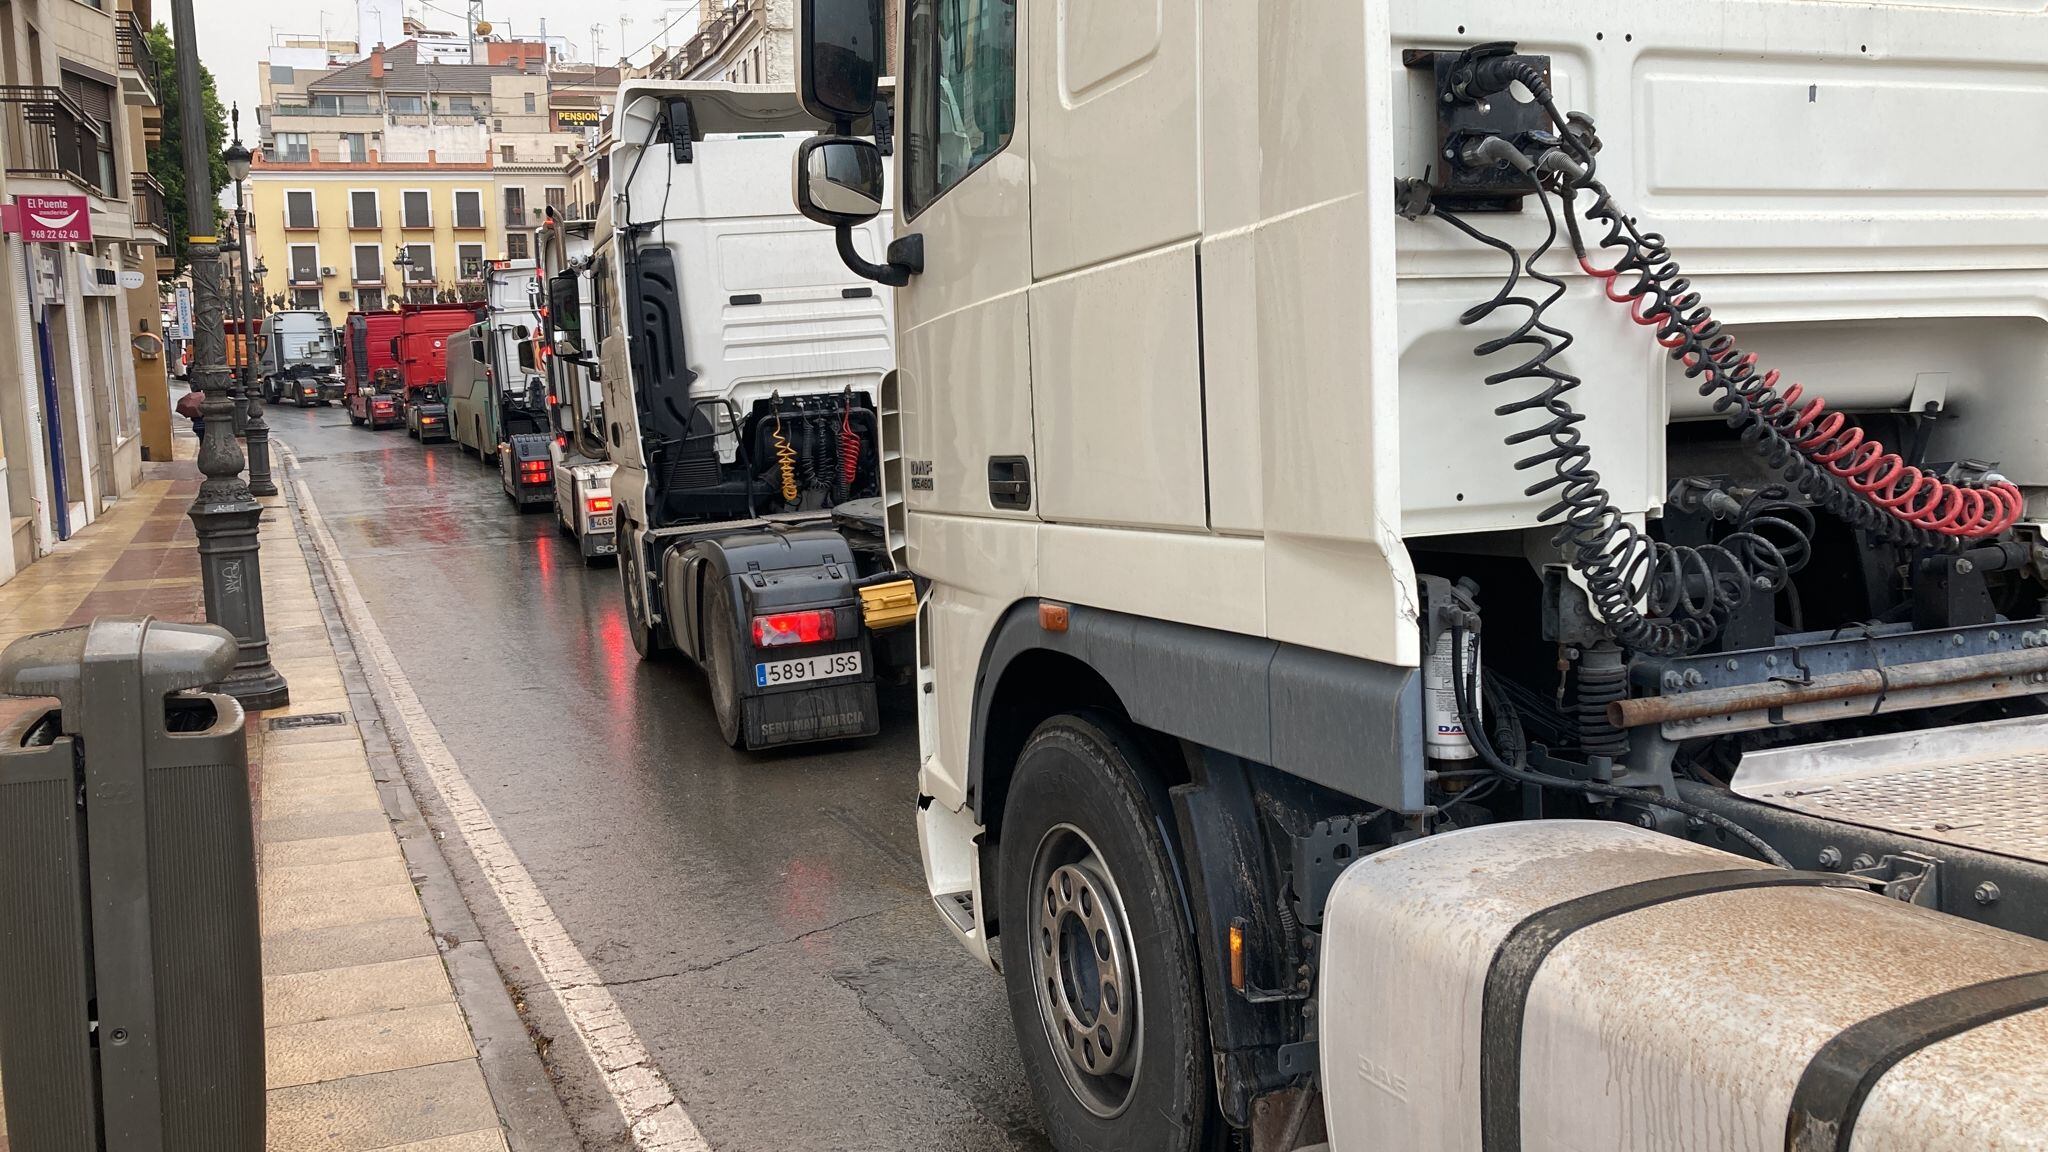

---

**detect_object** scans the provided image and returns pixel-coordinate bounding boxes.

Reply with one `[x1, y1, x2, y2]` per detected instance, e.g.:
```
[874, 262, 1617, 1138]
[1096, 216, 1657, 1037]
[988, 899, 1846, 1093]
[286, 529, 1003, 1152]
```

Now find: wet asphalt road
[270, 405, 1047, 1152]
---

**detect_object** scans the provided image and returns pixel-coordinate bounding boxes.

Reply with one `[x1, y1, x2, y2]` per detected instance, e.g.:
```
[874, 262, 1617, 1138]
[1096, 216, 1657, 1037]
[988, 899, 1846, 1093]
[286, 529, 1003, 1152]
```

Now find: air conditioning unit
[320, 265, 337, 278]
[338, 290, 353, 302]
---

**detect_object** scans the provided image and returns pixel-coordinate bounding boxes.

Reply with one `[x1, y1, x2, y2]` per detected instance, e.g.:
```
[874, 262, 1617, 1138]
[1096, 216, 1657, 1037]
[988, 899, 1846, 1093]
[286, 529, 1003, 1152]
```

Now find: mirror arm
[835, 227, 921, 288]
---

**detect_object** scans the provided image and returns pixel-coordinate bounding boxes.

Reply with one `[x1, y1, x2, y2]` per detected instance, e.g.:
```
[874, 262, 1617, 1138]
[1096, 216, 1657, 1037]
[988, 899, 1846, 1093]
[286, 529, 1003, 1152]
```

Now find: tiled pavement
[0, 429, 513, 1151]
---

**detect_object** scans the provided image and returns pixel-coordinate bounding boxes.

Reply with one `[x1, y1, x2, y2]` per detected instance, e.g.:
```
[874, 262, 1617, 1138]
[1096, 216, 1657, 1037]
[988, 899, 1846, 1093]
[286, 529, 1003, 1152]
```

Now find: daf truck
[566, 80, 914, 749]
[792, 2, 2048, 1149]
[535, 212, 618, 563]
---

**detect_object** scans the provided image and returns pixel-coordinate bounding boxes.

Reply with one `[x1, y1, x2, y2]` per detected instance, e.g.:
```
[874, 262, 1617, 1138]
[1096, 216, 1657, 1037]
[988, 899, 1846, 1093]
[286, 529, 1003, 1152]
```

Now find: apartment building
[249, 150, 499, 325]
[0, 0, 164, 584]
[249, 36, 596, 323]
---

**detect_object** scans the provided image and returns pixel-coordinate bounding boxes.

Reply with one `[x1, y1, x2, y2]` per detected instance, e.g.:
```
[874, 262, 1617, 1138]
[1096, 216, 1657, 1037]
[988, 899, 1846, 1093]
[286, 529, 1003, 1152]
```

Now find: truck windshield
[903, 0, 1018, 215]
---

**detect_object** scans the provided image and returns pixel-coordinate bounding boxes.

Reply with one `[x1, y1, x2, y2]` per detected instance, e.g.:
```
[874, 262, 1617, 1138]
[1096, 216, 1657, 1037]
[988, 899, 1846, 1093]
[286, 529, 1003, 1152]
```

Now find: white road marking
[284, 460, 709, 1152]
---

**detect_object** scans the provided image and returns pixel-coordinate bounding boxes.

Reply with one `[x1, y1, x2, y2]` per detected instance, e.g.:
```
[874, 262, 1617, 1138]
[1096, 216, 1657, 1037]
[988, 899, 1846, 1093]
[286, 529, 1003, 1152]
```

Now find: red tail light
[519, 460, 551, 481]
[586, 495, 613, 514]
[751, 609, 836, 647]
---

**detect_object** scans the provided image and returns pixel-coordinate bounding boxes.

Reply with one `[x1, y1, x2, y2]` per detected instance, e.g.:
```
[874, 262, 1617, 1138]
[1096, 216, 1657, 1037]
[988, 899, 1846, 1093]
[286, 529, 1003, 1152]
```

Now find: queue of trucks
[256, 7, 2048, 1144]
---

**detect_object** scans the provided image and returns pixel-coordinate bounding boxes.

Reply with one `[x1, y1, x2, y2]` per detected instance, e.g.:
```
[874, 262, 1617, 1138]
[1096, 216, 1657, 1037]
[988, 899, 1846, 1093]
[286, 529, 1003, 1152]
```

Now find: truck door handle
[988, 456, 1032, 510]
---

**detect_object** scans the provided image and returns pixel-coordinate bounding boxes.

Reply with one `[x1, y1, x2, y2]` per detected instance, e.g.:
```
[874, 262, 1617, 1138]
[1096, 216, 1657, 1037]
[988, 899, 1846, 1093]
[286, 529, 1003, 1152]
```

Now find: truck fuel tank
[1319, 821, 2048, 1152]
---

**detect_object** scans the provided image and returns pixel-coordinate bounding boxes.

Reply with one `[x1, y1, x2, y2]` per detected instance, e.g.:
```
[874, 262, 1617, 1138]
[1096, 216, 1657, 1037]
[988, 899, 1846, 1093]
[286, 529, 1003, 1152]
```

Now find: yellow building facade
[248, 153, 504, 328]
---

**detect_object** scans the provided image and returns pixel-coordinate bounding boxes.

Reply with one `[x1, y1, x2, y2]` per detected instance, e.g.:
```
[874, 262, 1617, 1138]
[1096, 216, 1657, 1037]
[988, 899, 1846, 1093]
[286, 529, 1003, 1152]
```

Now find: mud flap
[741, 680, 880, 749]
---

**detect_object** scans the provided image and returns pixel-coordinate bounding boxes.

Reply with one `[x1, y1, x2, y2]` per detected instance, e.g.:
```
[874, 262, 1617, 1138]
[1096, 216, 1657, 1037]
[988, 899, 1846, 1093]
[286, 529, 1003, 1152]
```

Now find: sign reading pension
[13, 195, 91, 243]
[556, 108, 600, 127]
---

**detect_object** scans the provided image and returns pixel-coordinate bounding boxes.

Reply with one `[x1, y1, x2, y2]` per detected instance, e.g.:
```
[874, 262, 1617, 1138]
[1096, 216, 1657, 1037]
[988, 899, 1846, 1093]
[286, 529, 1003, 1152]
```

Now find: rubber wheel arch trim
[1479, 868, 1869, 1152]
[1785, 968, 2048, 1152]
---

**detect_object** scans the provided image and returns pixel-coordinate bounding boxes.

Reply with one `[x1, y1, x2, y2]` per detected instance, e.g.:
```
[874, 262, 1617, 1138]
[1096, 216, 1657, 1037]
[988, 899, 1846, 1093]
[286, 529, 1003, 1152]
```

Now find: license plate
[756, 651, 862, 687]
[587, 513, 615, 531]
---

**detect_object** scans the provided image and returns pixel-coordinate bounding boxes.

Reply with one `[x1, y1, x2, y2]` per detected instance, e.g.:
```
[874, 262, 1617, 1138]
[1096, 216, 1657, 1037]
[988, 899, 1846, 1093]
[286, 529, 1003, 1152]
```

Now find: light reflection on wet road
[274, 408, 1046, 1152]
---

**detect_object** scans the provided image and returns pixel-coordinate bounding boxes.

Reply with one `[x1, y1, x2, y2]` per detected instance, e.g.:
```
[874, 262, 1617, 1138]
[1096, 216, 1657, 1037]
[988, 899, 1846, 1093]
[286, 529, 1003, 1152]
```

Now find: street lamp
[391, 246, 415, 303]
[170, 0, 287, 710]
[223, 105, 275, 498]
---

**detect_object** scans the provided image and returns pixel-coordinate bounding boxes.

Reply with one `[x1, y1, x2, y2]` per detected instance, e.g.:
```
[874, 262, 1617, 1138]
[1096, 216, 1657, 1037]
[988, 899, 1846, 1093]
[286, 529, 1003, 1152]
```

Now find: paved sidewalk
[0, 429, 515, 1151]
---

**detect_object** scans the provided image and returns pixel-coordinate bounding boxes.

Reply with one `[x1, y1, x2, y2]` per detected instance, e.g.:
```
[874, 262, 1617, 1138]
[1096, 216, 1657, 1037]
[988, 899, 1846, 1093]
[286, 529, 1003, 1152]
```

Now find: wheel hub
[1036, 858, 1135, 1086]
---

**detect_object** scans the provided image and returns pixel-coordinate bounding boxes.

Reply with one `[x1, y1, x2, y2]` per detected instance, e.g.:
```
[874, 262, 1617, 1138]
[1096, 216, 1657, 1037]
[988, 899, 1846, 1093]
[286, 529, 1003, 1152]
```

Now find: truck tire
[997, 713, 1219, 1152]
[349, 411, 365, 427]
[702, 579, 745, 748]
[621, 544, 667, 659]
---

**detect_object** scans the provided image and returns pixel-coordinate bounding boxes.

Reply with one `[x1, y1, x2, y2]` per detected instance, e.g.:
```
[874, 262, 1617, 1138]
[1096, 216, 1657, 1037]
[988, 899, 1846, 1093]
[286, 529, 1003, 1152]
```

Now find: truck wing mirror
[517, 339, 536, 372]
[795, 136, 884, 227]
[797, 0, 883, 126]
[796, 137, 921, 288]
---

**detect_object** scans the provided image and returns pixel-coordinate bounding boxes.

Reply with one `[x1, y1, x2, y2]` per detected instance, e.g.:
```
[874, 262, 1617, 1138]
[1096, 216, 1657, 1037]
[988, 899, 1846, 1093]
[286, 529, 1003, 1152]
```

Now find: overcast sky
[191, 0, 706, 125]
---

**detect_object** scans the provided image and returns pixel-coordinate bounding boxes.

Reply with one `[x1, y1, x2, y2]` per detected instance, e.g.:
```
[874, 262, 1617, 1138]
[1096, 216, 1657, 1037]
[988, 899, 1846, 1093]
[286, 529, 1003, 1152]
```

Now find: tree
[148, 22, 229, 277]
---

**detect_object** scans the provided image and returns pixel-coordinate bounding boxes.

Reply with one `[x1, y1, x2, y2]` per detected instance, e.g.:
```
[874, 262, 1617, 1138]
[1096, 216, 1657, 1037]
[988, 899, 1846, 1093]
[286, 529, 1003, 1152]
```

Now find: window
[389, 95, 425, 114]
[544, 185, 566, 215]
[903, 0, 1017, 216]
[352, 243, 382, 283]
[348, 189, 378, 227]
[449, 95, 475, 113]
[288, 244, 320, 284]
[504, 186, 526, 225]
[285, 190, 317, 229]
[402, 190, 431, 228]
[292, 287, 322, 309]
[340, 132, 367, 162]
[356, 287, 384, 311]
[62, 71, 116, 192]
[403, 243, 435, 282]
[523, 92, 536, 114]
[453, 189, 483, 229]
[500, 143, 514, 162]
[458, 243, 485, 280]
[505, 232, 528, 260]
[275, 132, 311, 162]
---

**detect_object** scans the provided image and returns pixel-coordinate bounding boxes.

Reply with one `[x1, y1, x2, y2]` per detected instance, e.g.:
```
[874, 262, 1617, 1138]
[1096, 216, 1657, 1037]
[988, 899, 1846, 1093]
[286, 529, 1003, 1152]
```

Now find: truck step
[1733, 714, 2048, 866]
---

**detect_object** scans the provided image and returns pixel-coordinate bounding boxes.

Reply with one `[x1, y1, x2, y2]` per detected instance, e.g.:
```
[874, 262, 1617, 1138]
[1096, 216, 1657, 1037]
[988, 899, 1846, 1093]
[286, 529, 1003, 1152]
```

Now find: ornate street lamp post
[223, 109, 276, 498]
[171, 0, 287, 709]
[391, 246, 416, 303]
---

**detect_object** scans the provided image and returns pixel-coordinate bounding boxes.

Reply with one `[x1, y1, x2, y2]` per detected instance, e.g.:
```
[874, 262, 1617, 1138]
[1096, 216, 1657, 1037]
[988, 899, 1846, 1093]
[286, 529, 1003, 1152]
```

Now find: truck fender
[966, 601, 1427, 827]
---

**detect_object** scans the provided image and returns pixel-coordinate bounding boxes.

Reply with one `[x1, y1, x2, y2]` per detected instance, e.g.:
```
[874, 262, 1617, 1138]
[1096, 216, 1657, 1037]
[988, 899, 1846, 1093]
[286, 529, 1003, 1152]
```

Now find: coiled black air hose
[1433, 192, 1800, 655]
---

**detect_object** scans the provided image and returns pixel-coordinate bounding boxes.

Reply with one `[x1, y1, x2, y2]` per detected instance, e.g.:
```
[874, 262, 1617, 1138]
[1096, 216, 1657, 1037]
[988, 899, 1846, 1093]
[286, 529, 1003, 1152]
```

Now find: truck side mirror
[796, 0, 883, 125]
[549, 272, 582, 355]
[794, 136, 884, 227]
[517, 340, 536, 372]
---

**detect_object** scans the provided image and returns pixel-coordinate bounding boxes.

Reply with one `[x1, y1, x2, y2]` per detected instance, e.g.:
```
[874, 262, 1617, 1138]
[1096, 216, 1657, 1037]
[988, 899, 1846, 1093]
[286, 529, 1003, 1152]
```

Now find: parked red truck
[394, 302, 480, 443]
[342, 310, 405, 430]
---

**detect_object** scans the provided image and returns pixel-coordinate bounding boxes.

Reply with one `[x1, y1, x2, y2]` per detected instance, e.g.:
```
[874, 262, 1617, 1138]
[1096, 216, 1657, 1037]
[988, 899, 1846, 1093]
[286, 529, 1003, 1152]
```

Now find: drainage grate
[267, 712, 349, 730]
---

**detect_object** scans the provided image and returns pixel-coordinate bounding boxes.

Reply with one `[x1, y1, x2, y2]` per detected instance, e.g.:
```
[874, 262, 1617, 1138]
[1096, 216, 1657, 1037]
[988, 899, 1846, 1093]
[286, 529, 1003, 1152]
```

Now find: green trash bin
[0, 616, 264, 1151]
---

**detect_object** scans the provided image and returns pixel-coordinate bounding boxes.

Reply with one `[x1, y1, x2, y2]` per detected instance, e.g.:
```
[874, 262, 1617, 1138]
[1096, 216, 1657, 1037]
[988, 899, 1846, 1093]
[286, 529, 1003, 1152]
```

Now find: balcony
[115, 11, 161, 107]
[131, 173, 167, 241]
[0, 86, 110, 197]
[289, 269, 321, 288]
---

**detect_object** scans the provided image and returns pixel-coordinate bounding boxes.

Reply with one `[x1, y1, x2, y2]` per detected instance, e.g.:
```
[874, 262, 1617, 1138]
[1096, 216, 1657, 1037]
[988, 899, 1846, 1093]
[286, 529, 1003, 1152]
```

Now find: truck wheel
[702, 579, 745, 748]
[349, 412, 365, 427]
[621, 545, 666, 660]
[998, 714, 1218, 1152]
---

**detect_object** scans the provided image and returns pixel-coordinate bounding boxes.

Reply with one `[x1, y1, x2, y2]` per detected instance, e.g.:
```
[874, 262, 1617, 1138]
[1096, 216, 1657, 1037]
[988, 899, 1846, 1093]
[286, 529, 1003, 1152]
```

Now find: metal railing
[115, 11, 161, 106]
[0, 87, 108, 196]
[132, 173, 167, 232]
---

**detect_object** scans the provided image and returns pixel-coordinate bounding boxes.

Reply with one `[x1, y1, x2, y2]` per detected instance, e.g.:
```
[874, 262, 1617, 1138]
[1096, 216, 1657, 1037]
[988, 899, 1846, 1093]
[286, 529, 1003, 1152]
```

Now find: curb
[274, 446, 582, 1152]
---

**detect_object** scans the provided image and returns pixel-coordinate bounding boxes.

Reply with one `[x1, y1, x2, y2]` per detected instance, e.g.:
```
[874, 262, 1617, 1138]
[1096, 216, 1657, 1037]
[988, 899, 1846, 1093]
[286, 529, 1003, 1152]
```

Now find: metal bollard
[0, 617, 264, 1150]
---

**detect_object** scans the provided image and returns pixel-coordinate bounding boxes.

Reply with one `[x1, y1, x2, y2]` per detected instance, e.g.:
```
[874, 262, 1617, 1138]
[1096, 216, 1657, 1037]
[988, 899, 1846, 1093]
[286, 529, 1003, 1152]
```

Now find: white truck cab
[536, 215, 618, 563]
[790, 1, 2048, 1148]
[569, 81, 913, 749]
